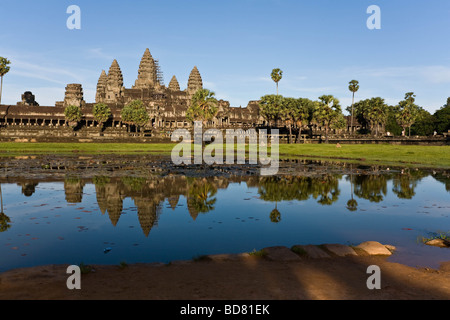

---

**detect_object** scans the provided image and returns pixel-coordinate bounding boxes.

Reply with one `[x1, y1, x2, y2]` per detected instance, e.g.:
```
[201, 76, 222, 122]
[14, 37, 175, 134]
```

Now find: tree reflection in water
[0, 166, 448, 234]
[0, 183, 11, 232]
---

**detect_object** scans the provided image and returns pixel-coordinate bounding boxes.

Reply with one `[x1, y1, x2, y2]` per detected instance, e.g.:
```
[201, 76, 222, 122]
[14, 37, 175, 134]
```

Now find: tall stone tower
[104, 59, 124, 104]
[95, 70, 107, 103]
[63, 84, 85, 108]
[187, 66, 203, 96]
[168, 75, 180, 91]
[133, 48, 158, 90]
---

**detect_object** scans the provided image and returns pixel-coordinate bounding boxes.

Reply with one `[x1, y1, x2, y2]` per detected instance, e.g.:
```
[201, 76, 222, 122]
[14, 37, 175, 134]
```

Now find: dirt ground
[1, 253, 449, 300]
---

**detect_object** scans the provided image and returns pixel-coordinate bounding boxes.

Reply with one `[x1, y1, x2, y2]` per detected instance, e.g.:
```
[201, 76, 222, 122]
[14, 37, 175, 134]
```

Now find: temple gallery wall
[0, 48, 447, 145]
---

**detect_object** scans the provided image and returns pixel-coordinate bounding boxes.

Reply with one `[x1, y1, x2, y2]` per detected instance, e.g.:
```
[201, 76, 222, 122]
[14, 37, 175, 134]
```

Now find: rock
[323, 244, 357, 257]
[356, 241, 393, 256]
[384, 244, 396, 252]
[425, 239, 450, 248]
[262, 246, 302, 262]
[292, 245, 331, 259]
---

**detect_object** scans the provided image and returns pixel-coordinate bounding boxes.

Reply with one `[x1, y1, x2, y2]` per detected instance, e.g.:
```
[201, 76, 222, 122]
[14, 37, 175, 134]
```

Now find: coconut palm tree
[0, 57, 11, 105]
[348, 80, 360, 134]
[271, 68, 283, 96]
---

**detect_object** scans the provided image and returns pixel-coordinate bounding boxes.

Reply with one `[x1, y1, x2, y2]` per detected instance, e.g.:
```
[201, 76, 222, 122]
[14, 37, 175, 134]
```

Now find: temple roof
[133, 48, 158, 89]
[107, 60, 124, 87]
[168, 75, 180, 91]
[187, 66, 203, 94]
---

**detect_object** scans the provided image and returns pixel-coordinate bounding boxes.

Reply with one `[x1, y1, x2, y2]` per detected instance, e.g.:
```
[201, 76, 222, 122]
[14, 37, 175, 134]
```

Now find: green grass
[278, 144, 450, 168]
[248, 249, 267, 257]
[0, 142, 175, 156]
[417, 231, 450, 244]
[0, 142, 449, 168]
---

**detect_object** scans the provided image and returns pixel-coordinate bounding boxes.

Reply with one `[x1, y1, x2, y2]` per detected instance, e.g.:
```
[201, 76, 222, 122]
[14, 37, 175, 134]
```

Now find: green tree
[0, 57, 11, 105]
[92, 103, 111, 131]
[271, 68, 283, 96]
[366, 97, 388, 136]
[411, 108, 435, 136]
[281, 97, 315, 143]
[348, 80, 360, 134]
[121, 99, 149, 133]
[385, 105, 403, 136]
[433, 98, 450, 134]
[259, 94, 284, 128]
[313, 95, 343, 143]
[396, 92, 419, 137]
[186, 89, 218, 126]
[64, 105, 83, 129]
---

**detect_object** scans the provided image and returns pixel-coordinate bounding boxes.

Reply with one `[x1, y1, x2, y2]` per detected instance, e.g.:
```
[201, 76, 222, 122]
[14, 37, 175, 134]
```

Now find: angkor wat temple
[0, 48, 262, 140]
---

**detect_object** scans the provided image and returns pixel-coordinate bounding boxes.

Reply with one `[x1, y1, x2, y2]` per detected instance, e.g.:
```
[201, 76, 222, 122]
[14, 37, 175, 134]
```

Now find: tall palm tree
[271, 68, 283, 96]
[0, 57, 11, 105]
[348, 80, 360, 134]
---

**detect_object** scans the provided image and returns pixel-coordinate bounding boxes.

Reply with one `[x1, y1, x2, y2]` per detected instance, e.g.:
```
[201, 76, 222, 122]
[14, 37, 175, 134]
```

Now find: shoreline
[1, 242, 449, 300]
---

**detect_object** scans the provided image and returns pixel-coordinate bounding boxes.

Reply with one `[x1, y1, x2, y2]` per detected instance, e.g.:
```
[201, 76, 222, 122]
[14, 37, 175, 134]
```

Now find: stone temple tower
[133, 48, 158, 90]
[104, 59, 124, 104]
[187, 66, 203, 96]
[168, 75, 180, 91]
[63, 84, 85, 108]
[95, 70, 107, 103]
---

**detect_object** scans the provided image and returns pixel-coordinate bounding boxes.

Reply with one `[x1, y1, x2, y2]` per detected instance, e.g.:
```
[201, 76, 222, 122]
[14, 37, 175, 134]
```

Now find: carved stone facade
[0, 48, 265, 134]
[18, 91, 39, 107]
[91, 48, 263, 129]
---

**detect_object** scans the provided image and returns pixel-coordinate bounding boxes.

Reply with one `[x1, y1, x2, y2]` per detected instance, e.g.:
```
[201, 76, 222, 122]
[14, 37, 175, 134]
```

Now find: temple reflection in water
[4, 168, 450, 236]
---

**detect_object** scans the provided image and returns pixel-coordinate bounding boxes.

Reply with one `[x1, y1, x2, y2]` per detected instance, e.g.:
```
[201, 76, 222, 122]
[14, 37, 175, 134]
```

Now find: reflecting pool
[0, 167, 449, 272]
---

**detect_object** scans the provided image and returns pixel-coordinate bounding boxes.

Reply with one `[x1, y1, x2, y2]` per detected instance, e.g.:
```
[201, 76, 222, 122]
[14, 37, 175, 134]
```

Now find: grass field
[0, 142, 449, 168]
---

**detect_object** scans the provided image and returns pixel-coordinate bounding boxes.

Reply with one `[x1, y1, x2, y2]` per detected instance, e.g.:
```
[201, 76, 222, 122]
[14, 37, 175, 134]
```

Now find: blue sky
[1, 0, 450, 113]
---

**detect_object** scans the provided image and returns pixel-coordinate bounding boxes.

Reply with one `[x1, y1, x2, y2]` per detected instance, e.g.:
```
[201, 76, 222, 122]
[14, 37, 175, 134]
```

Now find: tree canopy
[93, 103, 112, 127]
[64, 105, 82, 125]
[186, 89, 218, 125]
[271, 68, 283, 96]
[121, 99, 149, 130]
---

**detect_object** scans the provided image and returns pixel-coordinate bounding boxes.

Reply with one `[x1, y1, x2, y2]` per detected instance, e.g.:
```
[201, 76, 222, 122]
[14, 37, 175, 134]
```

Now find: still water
[0, 168, 449, 272]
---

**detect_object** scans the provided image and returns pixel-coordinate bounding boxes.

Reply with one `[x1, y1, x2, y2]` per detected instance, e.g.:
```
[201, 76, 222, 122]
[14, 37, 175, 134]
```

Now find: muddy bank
[0, 154, 447, 181]
[0, 244, 449, 300]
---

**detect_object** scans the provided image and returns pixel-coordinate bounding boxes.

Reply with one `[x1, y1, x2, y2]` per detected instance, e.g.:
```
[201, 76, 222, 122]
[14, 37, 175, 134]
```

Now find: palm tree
[314, 95, 342, 143]
[186, 89, 218, 127]
[348, 80, 360, 134]
[271, 68, 283, 96]
[396, 92, 419, 137]
[0, 57, 11, 105]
